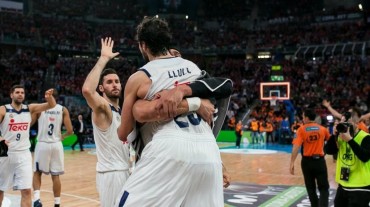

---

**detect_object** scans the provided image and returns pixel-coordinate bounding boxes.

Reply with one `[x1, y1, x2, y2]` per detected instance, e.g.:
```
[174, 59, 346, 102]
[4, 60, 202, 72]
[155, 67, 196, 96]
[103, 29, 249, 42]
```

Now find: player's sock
[54, 197, 61, 205]
[34, 190, 40, 200]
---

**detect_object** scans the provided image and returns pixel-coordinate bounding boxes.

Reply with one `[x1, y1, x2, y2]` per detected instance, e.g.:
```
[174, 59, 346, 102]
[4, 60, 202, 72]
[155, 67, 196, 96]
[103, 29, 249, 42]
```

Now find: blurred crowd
[0, 0, 369, 128]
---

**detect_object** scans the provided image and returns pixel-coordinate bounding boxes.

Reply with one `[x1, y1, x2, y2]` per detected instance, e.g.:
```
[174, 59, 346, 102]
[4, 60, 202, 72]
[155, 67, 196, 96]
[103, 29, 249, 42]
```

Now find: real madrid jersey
[0, 104, 31, 152]
[92, 104, 130, 172]
[37, 104, 64, 143]
[139, 57, 213, 140]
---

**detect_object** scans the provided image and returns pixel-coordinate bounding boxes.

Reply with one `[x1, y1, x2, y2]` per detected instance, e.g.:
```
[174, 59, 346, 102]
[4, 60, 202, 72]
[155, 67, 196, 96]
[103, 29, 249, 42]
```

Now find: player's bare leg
[20, 189, 31, 207]
[0, 190, 4, 207]
[33, 171, 42, 206]
[52, 175, 61, 206]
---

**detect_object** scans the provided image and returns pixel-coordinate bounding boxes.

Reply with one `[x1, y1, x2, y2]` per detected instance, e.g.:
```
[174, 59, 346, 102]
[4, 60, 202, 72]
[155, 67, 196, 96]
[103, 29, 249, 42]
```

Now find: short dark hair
[99, 68, 118, 85]
[303, 108, 316, 121]
[10, 85, 24, 93]
[136, 16, 172, 56]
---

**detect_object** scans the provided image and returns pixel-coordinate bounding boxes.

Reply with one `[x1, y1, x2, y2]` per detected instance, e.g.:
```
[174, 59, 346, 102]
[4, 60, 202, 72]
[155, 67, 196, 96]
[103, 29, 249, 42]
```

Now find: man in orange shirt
[290, 108, 330, 207]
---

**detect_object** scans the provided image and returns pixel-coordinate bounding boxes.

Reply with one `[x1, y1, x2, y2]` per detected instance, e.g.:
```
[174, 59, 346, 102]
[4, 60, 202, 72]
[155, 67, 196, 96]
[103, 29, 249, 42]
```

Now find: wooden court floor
[4, 148, 338, 206]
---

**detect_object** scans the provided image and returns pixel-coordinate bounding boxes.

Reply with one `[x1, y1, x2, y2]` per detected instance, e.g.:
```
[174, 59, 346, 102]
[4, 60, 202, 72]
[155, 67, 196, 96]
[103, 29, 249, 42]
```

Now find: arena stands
[0, 0, 369, 129]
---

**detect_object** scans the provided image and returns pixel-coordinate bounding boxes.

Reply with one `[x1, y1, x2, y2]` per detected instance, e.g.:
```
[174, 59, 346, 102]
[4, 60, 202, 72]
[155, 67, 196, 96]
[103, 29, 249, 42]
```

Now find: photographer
[325, 108, 370, 207]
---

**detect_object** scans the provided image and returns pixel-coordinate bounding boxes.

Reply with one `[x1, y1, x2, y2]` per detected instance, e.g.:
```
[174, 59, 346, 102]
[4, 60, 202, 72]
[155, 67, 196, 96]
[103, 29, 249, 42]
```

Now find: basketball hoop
[270, 96, 278, 106]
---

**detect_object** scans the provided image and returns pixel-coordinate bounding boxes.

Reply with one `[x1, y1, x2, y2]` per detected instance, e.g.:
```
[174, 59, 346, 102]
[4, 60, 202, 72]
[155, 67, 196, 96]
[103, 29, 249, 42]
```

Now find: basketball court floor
[2, 142, 339, 207]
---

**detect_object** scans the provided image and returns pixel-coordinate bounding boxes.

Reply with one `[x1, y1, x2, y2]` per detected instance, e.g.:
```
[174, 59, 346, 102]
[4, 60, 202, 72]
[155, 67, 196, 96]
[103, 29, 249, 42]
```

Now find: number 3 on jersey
[48, 123, 54, 136]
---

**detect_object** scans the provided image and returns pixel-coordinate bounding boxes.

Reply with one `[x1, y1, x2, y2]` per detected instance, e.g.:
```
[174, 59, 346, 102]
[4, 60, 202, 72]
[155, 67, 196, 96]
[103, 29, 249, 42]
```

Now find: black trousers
[334, 184, 370, 207]
[235, 132, 242, 147]
[72, 133, 84, 150]
[301, 157, 329, 207]
[265, 132, 274, 143]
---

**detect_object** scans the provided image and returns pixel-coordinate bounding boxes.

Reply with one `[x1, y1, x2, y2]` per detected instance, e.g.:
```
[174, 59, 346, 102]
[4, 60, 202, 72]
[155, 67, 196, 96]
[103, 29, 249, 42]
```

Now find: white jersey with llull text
[139, 57, 214, 140]
[37, 104, 64, 143]
[0, 104, 31, 152]
[92, 104, 130, 172]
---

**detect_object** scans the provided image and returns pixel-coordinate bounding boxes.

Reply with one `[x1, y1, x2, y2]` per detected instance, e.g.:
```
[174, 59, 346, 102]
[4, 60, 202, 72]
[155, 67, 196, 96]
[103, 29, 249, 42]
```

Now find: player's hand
[155, 87, 184, 119]
[60, 132, 65, 141]
[322, 99, 330, 108]
[100, 37, 120, 61]
[197, 99, 215, 126]
[289, 163, 295, 175]
[222, 164, 231, 188]
[44, 88, 54, 99]
[0, 138, 10, 146]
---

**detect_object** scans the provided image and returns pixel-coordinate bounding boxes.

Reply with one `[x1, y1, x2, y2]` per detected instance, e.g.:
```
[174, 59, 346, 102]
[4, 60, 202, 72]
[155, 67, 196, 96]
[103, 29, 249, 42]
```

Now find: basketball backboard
[260, 82, 290, 100]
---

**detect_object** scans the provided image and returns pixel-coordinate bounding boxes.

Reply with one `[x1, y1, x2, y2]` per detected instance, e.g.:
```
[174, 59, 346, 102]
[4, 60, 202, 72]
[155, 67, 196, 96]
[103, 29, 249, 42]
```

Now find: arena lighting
[155, 14, 159, 18]
[326, 115, 334, 123]
[257, 52, 271, 59]
[185, 15, 188, 19]
[358, 4, 363, 11]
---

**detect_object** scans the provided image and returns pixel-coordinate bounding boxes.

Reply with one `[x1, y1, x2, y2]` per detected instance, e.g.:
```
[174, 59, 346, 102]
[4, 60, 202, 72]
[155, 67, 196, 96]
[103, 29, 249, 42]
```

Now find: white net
[270, 97, 277, 106]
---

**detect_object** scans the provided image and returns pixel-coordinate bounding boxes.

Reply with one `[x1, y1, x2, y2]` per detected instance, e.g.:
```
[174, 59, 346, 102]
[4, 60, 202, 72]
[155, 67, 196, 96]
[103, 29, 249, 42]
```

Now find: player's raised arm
[29, 88, 56, 114]
[82, 37, 120, 113]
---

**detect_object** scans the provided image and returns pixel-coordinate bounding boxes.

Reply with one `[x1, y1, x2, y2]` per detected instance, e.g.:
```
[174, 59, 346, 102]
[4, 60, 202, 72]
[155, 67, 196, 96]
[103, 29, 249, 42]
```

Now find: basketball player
[115, 17, 224, 206]
[32, 90, 73, 207]
[0, 86, 56, 207]
[128, 48, 232, 188]
[81, 37, 130, 207]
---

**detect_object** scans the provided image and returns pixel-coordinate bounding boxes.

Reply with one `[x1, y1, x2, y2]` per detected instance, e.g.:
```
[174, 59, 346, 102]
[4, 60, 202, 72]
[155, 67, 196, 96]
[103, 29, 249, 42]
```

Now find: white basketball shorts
[114, 132, 224, 207]
[97, 170, 130, 207]
[34, 142, 64, 175]
[0, 150, 32, 191]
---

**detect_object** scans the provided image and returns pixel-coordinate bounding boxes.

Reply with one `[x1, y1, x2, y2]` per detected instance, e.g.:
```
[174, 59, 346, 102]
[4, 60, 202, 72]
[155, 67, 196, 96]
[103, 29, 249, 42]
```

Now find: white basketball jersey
[92, 104, 130, 172]
[0, 104, 31, 152]
[139, 57, 213, 140]
[37, 104, 64, 143]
